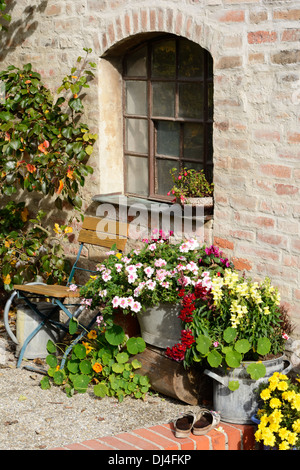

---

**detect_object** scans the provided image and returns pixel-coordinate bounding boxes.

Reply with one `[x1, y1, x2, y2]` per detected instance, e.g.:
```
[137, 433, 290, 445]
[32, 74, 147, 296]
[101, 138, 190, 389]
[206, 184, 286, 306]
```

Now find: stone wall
[1, 0, 300, 336]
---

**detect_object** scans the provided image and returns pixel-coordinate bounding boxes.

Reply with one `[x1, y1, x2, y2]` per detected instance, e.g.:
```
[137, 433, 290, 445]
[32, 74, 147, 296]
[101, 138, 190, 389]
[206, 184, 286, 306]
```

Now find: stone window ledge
[92, 194, 213, 244]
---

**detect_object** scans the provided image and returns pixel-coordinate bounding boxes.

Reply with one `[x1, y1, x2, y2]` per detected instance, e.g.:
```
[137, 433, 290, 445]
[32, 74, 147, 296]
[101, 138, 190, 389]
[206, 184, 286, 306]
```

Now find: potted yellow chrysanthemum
[253, 372, 300, 450]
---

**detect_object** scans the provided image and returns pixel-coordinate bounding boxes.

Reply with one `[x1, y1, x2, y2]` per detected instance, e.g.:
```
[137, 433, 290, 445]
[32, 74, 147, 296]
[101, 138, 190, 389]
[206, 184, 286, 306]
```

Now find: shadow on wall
[0, 1, 48, 61]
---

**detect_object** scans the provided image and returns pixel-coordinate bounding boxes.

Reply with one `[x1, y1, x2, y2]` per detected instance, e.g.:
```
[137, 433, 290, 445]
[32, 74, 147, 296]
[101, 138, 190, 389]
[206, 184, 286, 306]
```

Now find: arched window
[123, 35, 213, 200]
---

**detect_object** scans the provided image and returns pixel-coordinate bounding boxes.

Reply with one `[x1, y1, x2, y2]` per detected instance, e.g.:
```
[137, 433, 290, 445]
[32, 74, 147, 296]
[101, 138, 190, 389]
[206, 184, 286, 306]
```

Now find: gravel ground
[0, 324, 200, 451]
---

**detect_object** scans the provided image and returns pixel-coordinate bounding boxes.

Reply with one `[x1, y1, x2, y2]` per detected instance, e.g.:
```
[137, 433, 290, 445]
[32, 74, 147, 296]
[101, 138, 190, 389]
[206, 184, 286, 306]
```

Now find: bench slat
[78, 229, 127, 251]
[82, 216, 129, 236]
[13, 284, 80, 298]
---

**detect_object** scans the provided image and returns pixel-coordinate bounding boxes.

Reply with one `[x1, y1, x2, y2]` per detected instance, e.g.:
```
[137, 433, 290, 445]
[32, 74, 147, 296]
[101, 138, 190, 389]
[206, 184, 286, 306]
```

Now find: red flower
[165, 343, 187, 362]
[180, 329, 195, 348]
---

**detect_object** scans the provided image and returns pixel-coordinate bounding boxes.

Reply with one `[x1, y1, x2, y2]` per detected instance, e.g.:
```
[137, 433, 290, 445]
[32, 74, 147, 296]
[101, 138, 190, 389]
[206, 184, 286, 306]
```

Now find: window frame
[122, 35, 213, 202]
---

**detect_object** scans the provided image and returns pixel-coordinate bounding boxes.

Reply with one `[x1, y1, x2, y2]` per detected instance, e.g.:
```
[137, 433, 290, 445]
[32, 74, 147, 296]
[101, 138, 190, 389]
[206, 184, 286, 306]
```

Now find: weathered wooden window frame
[123, 35, 213, 202]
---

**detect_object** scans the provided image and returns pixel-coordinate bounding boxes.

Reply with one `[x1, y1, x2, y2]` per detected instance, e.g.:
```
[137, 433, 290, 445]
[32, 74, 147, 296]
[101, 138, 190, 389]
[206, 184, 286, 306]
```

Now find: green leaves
[0, 49, 97, 211]
[193, 327, 270, 390]
[41, 324, 150, 402]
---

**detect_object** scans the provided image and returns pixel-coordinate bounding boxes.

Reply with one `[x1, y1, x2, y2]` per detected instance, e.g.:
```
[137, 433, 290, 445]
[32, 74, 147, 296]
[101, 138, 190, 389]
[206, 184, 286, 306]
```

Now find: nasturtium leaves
[126, 337, 146, 355]
[257, 337, 271, 357]
[196, 334, 212, 355]
[223, 327, 237, 344]
[225, 350, 242, 368]
[207, 350, 222, 368]
[246, 362, 266, 381]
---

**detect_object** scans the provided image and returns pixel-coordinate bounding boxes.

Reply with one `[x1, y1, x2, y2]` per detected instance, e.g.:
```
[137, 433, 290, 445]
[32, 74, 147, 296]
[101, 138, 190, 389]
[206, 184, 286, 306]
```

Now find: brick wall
[1, 0, 300, 336]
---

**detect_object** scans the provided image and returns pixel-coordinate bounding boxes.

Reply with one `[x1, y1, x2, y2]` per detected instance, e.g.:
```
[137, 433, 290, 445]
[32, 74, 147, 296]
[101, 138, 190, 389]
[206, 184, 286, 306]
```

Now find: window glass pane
[126, 156, 148, 196]
[125, 118, 148, 154]
[182, 161, 204, 173]
[156, 159, 179, 196]
[152, 40, 176, 78]
[125, 46, 147, 77]
[207, 124, 213, 163]
[178, 40, 204, 79]
[125, 81, 147, 116]
[156, 121, 180, 157]
[178, 83, 203, 119]
[152, 82, 175, 117]
[183, 123, 204, 160]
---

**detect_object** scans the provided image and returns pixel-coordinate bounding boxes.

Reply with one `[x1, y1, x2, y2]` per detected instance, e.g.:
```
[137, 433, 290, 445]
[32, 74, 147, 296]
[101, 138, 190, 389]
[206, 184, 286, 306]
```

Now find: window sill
[92, 193, 213, 221]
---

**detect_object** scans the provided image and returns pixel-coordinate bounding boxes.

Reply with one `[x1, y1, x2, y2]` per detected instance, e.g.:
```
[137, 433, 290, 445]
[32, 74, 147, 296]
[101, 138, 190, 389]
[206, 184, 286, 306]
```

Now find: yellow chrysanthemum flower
[277, 381, 289, 391]
[291, 394, 300, 411]
[261, 428, 276, 447]
[279, 441, 290, 450]
[292, 419, 300, 433]
[260, 388, 271, 400]
[269, 398, 282, 409]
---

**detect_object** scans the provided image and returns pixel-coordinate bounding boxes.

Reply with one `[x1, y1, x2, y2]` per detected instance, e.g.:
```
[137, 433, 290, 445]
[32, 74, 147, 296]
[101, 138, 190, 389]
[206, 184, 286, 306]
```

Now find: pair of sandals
[173, 409, 220, 438]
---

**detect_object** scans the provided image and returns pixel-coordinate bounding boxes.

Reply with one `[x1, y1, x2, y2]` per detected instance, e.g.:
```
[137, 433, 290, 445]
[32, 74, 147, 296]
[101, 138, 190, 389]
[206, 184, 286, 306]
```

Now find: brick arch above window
[95, 8, 210, 59]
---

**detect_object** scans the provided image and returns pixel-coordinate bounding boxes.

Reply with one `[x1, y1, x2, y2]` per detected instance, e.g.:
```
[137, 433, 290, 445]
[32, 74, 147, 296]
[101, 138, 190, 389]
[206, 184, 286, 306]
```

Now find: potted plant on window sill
[79, 234, 232, 350]
[167, 168, 214, 207]
[166, 266, 293, 424]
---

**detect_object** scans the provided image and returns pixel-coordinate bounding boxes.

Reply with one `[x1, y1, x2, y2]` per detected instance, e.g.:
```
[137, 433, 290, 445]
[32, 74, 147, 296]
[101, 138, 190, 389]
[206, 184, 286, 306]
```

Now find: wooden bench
[5, 215, 129, 368]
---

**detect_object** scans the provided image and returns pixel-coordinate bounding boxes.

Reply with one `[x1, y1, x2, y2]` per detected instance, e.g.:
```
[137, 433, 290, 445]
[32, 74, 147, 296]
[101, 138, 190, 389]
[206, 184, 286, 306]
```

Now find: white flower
[131, 301, 142, 313]
[115, 263, 123, 273]
[112, 296, 120, 308]
[102, 272, 112, 282]
[146, 280, 156, 290]
[128, 272, 138, 283]
[119, 298, 129, 308]
[160, 281, 170, 288]
[154, 258, 167, 267]
[126, 265, 137, 273]
[68, 284, 78, 291]
[99, 289, 107, 298]
[148, 243, 156, 251]
[144, 266, 154, 278]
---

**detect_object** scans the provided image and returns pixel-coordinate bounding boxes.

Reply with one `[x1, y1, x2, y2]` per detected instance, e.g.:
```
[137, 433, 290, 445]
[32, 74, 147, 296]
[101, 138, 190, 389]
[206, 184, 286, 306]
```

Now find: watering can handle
[203, 369, 227, 386]
[282, 359, 292, 376]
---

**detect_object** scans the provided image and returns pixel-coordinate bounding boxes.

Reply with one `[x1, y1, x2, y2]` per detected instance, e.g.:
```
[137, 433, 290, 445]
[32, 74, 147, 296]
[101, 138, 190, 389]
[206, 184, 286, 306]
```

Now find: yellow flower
[277, 381, 289, 391]
[269, 398, 282, 409]
[292, 419, 300, 433]
[115, 252, 122, 259]
[53, 223, 62, 234]
[82, 341, 93, 354]
[261, 427, 276, 447]
[3, 274, 11, 285]
[278, 427, 289, 440]
[4, 240, 10, 248]
[260, 388, 271, 401]
[287, 431, 298, 446]
[291, 394, 300, 411]
[269, 409, 282, 432]
[282, 390, 296, 402]
[279, 441, 290, 450]
[87, 329, 97, 340]
[64, 226, 73, 234]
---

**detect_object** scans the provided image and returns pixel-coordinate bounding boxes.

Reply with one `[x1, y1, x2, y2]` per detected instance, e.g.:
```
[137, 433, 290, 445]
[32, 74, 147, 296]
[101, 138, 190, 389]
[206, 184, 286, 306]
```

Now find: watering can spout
[203, 369, 227, 386]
